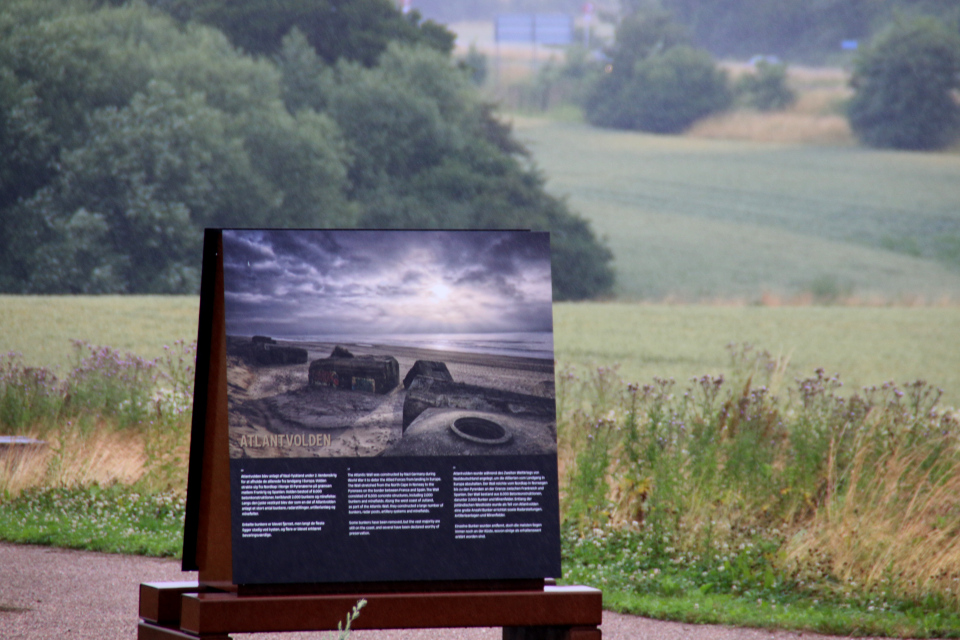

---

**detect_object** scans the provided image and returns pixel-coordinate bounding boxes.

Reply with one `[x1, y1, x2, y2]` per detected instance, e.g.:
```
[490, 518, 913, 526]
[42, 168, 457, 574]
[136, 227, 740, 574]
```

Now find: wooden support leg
[503, 625, 601, 640]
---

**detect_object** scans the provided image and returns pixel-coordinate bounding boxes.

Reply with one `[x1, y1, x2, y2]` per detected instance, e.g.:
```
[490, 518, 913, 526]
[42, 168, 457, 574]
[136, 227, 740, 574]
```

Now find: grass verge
[0, 485, 184, 557]
[555, 344, 960, 637]
[563, 524, 960, 638]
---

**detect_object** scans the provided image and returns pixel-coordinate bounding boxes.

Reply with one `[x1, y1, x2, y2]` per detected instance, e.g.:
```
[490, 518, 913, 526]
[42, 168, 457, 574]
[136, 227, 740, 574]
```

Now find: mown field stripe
[513, 117, 960, 301]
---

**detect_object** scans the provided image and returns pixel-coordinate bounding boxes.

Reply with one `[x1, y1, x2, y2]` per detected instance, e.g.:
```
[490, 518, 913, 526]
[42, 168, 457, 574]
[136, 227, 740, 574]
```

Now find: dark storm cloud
[431, 231, 547, 274]
[453, 268, 521, 300]
[222, 229, 553, 338]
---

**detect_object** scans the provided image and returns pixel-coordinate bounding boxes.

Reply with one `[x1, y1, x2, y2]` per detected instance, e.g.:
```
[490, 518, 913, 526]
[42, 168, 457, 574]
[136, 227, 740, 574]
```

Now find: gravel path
[0, 542, 901, 640]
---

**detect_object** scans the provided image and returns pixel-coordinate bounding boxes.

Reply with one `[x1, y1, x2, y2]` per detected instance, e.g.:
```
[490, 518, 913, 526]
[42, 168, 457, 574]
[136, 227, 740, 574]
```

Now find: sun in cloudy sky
[222, 229, 554, 338]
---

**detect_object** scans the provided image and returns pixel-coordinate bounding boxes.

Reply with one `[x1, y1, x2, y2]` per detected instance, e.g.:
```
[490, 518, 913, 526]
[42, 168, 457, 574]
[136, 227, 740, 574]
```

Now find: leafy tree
[154, 0, 454, 65]
[277, 27, 331, 114]
[0, 0, 614, 299]
[585, 13, 731, 133]
[0, 67, 53, 210]
[460, 45, 487, 86]
[607, 10, 691, 71]
[0, 1, 353, 294]
[848, 18, 960, 150]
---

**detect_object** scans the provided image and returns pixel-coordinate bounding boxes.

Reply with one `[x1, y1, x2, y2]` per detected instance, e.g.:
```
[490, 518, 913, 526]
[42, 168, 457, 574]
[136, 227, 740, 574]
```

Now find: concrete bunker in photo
[308, 346, 400, 394]
[227, 335, 308, 366]
[402, 360, 454, 388]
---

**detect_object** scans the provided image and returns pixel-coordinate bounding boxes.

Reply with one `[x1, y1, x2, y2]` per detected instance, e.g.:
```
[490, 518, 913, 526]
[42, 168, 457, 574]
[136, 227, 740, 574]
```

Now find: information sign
[496, 14, 535, 43]
[532, 14, 574, 45]
[184, 229, 562, 586]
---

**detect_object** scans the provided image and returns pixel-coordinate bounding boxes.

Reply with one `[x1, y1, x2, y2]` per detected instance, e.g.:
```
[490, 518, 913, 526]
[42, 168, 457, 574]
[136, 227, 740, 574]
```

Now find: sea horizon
[255, 331, 555, 361]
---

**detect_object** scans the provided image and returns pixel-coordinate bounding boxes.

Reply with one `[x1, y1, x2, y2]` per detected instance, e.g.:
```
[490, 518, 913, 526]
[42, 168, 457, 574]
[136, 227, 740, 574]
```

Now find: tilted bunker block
[402, 360, 454, 389]
[309, 347, 399, 394]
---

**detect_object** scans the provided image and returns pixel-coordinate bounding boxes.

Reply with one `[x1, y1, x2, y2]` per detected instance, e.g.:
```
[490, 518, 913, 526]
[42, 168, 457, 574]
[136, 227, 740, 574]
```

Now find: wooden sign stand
[137, 231, 602, 639]
[137, 580, 602, 639]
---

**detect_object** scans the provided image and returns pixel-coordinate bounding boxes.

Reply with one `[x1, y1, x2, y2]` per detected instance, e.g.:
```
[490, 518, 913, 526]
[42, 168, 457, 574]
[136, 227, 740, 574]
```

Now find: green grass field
[3, 296, 959, 408]
[554, 303, 960, 409]
[0, 296, 199, 368]
[512, 117, 960, 301]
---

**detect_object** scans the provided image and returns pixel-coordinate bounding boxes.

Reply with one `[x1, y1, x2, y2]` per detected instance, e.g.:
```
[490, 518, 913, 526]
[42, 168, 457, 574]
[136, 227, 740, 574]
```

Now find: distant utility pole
[495, 13, 573, 71]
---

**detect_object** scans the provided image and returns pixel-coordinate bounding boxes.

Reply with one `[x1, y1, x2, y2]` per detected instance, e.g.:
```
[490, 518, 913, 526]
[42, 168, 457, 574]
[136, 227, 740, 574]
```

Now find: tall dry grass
[0, 340, 195, 497]
[678, 64, 854, 145]
[0, 420, 191, 497]
[0, 427, 147, 496]
[787, 437, 960, 606]
[687, 110, 854, 145]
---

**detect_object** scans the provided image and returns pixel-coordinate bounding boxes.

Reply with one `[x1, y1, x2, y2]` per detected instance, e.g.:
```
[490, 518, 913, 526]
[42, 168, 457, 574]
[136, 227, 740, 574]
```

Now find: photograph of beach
[221, 229, 558, 459]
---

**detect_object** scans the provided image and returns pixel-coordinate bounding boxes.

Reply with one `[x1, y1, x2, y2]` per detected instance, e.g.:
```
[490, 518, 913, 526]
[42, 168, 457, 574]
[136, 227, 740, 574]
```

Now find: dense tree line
[0, 0, 614, 299]
[415, 0, 960, 63]
[149, 0, 456, 64]
[658, 0, 960, 62]
[557, 5, 959, 148]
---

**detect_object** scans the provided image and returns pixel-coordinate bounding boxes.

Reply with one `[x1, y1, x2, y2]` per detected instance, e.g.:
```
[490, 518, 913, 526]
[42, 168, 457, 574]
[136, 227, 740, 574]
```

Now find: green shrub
[584, 13, 731, 134]
[848, 17, 960, 150]
[587, 46, 731, 133]
[735, 61, 796, 111]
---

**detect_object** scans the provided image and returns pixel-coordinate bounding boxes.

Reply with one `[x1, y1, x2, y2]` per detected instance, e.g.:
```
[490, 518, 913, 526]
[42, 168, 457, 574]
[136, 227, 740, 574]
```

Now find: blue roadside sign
[495, 14, 572, 45]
